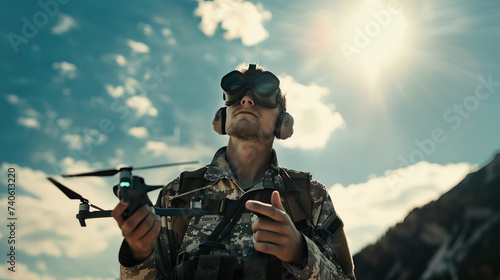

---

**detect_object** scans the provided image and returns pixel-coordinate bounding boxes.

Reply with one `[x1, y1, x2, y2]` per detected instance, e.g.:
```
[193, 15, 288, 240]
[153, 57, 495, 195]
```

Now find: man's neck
[226, 137, 274, 189]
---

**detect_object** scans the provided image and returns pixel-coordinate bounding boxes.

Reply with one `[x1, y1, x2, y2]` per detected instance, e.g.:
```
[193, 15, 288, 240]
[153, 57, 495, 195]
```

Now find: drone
[47, 161, 205, 226]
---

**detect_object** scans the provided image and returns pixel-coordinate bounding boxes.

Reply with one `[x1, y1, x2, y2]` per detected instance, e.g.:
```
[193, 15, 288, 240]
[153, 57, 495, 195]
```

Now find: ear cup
[212, 107, 227, 135]
[274, 111, 294, 140]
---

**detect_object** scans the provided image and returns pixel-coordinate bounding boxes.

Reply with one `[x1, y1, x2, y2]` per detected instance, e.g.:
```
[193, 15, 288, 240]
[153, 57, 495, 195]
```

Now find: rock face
[352, 153, 500, 280]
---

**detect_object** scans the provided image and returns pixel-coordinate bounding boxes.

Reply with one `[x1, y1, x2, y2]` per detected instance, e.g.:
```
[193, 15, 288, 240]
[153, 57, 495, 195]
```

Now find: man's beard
[226, 120, 273, 142]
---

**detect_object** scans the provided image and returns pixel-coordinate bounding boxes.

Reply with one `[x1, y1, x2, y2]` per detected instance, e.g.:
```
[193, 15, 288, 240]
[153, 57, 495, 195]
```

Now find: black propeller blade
[47, 177, 104, 211]
[61, 169, 125, 177]
[61, 161, 198, 178]
[48, 177, 86, 201]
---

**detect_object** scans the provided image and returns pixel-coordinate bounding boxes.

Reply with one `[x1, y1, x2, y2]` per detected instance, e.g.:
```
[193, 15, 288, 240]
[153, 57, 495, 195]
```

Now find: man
[112, 64, 356, 279]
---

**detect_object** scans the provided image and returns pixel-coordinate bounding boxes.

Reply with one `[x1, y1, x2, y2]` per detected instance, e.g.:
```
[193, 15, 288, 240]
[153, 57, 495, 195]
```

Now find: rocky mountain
[352, 153, 500, 280]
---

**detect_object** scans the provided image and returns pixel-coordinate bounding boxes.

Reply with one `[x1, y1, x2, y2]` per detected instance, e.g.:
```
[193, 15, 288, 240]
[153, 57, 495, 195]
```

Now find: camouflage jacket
[119, 147, 354, 279]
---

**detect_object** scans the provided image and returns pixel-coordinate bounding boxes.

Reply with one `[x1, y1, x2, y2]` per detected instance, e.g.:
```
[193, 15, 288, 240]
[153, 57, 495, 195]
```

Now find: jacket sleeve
[119, 178, 181, 280]
[282, 179, 356, 280]
[119, 245, 156, 280]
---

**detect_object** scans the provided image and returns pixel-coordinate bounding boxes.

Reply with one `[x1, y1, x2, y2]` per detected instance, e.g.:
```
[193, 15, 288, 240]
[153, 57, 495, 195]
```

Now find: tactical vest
[163, 166, 355, 280]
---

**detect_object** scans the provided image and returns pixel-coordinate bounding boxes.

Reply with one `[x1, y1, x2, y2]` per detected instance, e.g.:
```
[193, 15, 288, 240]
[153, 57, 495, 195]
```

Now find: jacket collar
[204, 146, 284, 191]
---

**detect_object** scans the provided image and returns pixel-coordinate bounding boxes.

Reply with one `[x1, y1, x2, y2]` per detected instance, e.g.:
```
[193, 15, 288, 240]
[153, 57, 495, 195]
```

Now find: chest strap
[171, 197, 239, 215]
[195, 190, 259, 256]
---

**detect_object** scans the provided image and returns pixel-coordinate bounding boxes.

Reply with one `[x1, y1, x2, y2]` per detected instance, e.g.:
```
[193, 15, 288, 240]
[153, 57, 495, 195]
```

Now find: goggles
[221, 64, 281, 108]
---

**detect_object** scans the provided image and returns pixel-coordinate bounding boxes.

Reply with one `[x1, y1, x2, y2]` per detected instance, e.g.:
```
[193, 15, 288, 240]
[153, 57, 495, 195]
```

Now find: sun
[336, 0, 416, 88]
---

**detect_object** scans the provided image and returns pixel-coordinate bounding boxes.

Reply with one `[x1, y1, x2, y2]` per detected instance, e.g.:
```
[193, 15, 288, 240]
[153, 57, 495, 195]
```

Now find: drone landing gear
[77, 203, 113, 227]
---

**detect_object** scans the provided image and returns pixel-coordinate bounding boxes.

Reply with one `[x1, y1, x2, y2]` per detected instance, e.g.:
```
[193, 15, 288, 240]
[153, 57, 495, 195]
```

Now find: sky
[1, 0, 499, 279]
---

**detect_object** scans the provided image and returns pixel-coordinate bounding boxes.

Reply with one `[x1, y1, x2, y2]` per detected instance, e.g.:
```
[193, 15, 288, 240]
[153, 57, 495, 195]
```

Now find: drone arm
[87, 210, 113, 218]
[76, 206, 203, 227]
[76, 203, 113, 227]
[77, 210, 113, 227]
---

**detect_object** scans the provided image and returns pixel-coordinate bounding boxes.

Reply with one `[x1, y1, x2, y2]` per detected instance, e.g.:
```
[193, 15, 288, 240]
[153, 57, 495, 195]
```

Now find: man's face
[226, 90, 280, 142]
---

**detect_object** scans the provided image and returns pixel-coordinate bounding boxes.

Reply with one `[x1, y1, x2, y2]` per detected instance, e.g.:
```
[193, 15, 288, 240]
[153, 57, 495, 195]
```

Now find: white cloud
[329, 161, 471, 254]
[141, 141, 169, 157]
[167, 37, 177, 46]
[161, 28, 172, 37]
[278, 75, 345, 149]
[62, 133, 83, 150]
[115, 54, 127, 66]
[18, 117, 41, 129]
[138, 22, 153, 35]
[194, 0, 272, 46]
[126, 39, 150, 53]
[24, 108, 42, 118]
[85, 129, 108, 145]
[140, 141, 213, 161]
[37, 261, 48, 272]
[116, 148, 124, 157]
[126, 96, 158, 117]
[105, 84, 125, 98]
[52, 61, 77, 79]
[22, 237, 63, 257]
[51, 13, 78, 34]
[57, 118, 73, 130]
[6, 94, 19, 104]
[125, 77, 139, 95]
[0, 163, 121, 259]
[128, 127, 149, 138]
[57, 156, 106, 177]
[107, 148, 126, 168]
[0, 263, 56, 280]
[133, 142, 215, 189]
[61, 129, 107, 151]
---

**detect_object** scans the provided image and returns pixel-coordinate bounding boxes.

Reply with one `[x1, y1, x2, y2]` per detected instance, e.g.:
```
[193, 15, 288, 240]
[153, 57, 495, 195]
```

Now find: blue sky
[1, 0, 499, 279]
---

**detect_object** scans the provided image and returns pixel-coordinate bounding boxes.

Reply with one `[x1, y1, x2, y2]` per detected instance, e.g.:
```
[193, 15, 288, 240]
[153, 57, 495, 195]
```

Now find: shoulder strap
[180, 166, 209, 193]
[280, 168, 313, 230]
[170, 166, 209, 248]
[283, 169, 355, 279]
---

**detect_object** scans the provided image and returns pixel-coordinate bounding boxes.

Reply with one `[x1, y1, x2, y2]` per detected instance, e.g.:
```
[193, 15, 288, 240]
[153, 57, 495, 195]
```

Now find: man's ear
[274, 111, 294, 139]
[212, 107, 227, 135]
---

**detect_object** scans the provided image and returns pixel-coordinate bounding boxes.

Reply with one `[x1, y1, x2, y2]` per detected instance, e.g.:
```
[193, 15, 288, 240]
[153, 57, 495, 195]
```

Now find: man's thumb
[271, 190, 285, 211]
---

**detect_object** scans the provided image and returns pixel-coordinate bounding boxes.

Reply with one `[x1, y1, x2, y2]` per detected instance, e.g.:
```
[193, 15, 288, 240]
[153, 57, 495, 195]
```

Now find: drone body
[47, 161, 204, 227]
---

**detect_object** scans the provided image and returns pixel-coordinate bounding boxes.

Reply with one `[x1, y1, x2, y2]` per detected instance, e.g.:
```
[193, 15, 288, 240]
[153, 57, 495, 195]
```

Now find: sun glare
[336, 0, 416, 88]
[298, 0, 478, 105]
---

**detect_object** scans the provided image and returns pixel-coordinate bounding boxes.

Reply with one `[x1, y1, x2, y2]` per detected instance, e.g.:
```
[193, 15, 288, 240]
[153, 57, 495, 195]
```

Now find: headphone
[212, 106, 294, 140]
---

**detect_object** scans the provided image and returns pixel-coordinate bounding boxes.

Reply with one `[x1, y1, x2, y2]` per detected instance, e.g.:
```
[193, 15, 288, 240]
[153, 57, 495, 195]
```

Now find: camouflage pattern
[120, 147, 354, 279]
[121, 256, 156, 280]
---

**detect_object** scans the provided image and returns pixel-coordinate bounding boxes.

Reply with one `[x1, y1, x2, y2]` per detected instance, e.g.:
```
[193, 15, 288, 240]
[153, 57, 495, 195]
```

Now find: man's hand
[112, 201, 161, 262]
[246, 191, 307, 265]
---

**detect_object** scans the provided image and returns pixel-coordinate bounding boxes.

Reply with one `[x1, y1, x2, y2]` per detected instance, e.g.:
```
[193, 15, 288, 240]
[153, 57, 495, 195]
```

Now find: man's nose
[240, 90, 255, 107]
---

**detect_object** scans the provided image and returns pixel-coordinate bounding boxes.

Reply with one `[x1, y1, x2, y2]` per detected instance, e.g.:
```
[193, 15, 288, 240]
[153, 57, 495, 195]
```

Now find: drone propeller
[61, 161, 198, 178]
[47, 177, 105, 211]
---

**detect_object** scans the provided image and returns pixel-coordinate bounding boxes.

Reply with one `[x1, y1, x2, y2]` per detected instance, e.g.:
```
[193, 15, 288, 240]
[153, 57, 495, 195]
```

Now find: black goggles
[221, 64, 281, 108]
